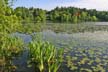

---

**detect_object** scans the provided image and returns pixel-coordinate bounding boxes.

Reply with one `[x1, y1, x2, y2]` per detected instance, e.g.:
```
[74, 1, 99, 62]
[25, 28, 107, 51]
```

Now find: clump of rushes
[0, 35, 24, 72]
[28, 41, 63, 72]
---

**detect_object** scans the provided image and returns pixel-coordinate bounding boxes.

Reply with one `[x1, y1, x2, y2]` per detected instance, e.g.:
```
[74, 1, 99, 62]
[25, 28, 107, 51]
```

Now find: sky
[13, 0, 108, 11]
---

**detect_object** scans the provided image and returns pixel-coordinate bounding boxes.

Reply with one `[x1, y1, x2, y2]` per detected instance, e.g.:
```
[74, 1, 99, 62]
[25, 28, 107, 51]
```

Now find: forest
[14, 6, 108, 23]
[1, 0, 108, 24]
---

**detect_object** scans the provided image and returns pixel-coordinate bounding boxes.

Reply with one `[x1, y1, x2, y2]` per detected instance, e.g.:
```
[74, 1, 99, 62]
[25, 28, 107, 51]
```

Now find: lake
[12, 22, 108, 72]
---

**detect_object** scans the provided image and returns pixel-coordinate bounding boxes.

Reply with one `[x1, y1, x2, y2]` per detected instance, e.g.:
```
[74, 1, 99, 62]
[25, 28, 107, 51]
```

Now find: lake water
[12, 22, 108, 72]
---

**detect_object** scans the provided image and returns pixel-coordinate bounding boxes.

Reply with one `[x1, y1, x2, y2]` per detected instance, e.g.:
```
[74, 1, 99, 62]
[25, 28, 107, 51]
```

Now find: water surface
[12, 22, 108, 72]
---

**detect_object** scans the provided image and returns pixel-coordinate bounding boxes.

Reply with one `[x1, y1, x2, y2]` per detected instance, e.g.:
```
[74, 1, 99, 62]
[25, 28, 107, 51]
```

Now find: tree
[32, 8, 46, 23]
[35, 16, 41, 23]
[12, 3, 108, 23]
[0, 0, 21, 33]
[80, 12, 88, 21]
[91, 16, 98, 21]
[72, 16, 78, 23]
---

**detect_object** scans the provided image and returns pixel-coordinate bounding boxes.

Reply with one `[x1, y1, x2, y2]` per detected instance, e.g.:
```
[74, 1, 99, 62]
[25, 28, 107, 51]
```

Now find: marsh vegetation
[1, 23, 108, 72]
[1, 0, 108, 72]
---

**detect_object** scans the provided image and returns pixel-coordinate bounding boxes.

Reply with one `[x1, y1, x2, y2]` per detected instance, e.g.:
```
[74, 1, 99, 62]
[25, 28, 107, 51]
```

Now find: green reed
[28, 40, 63, 72]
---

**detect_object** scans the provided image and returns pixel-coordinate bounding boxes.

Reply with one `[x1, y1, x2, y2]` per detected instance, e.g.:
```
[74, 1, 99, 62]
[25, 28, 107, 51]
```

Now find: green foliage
[28, 40, 63, 72]
[47, 7, 108, 22]
[0, 0, 21, 33]
[72, 16, 78, 23]
[1, 36, 24, 55]
[48, 7, 98, 23]
[14, 7, 46, 23]
[0, 35, 24, 72]
[35, 16, 42, 23]
[13, 6, 108, 23]
[1, 0, 108, 72]
[0, 0, 23, 71]
[0, 15, 21, 33]
[91, 16, 98, 21]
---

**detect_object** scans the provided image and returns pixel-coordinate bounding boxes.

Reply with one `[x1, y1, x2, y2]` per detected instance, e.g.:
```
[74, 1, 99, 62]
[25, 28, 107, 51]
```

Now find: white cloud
[59, 0, 108, 11]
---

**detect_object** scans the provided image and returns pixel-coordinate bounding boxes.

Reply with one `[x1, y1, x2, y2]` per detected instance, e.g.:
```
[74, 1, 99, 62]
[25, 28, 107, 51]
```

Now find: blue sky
[13, 0, 108, 11]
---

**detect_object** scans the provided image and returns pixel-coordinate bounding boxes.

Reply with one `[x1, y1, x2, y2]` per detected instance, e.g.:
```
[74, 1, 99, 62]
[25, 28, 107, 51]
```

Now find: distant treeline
[14, 7, 108, 23]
